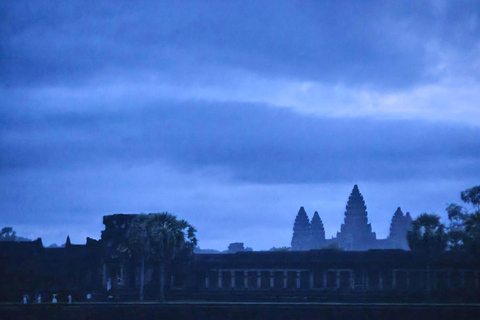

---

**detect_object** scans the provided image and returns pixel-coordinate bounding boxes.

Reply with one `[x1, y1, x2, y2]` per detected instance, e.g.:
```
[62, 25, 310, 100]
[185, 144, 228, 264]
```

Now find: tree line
[407, 185, 480, 256]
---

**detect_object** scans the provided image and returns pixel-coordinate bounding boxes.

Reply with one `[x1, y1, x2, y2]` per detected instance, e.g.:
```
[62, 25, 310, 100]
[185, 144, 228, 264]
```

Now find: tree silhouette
[126, 215, 150, 301]
[126, 213, 197, 302]
[0, 227, 31, 242]
[446, 185, 480, 257]
[407, 213, 447, 301]
[461, 186, 480, 210]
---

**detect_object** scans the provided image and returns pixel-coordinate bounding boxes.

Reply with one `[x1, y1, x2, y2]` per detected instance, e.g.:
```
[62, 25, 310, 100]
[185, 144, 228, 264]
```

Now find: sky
[1, 0, 480, 250]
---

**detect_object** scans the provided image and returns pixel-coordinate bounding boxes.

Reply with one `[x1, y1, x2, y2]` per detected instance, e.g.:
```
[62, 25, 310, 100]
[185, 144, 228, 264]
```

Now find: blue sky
[1, 0, 480, 249]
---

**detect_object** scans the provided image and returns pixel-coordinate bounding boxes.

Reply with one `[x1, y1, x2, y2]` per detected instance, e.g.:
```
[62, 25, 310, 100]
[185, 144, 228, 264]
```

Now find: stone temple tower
[336, 185, 376, 250]
[291, 207, 310, 251]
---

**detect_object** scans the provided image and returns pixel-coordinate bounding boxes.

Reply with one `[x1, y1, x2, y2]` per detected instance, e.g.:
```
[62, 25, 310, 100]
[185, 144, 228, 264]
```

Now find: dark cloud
[2, 101, 479, 183]
[1, 0, 480, 248]
[2, 1, 479, 89]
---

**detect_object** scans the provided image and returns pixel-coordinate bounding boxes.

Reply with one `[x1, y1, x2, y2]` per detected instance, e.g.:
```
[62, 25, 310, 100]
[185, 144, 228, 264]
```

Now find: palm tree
[463, 211, 480, 258]
[126, 214, 151, 301]
[148, 213, 197, 302]
[407, 213, 447, 301]
[127, 213, 197, 302]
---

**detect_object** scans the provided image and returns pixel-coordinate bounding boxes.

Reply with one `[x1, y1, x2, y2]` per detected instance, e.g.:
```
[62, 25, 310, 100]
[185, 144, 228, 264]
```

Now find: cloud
[2, 100, 479, 184]
[2, 1, 479, 90]
[2, 0, 480, 250]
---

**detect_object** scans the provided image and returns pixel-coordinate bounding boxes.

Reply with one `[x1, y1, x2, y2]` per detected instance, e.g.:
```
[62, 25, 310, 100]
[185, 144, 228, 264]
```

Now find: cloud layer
[1, 1, 479, 248]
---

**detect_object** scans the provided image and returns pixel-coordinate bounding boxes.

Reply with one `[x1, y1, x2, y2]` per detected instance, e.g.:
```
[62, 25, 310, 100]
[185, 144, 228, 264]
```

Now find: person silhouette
[52, 294, 57, 303]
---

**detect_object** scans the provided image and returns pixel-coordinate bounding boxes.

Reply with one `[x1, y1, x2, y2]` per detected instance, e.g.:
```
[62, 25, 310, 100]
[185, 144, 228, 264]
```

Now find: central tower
[336, 185, 376, 250]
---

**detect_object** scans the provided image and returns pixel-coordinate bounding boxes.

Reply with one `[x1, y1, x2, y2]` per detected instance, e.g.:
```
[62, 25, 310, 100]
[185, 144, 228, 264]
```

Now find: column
[336, 270, 340, 290]
[283, 271, 287, 289]
[120, 266, 124, 286]
[270, 271, 274, 288]
[309, 272, 314, 290]
[218, 270, 223, 289]
[257, 271, 261, 289]
[205, 276, 209, 289]
[231, 271, 235, 289]
[244, 271, 248, 289]
[296, 271, 301, 289]
[365, 272, 369, 291]
[447, 271, 452, 289]
[323, 271, 327, 289]
[379, 272, 383, 290]
[406, 271, 410, 290]
[392, 270, 396, 289]
[102, 263, 106, 286]
[349, 271, 354, 290]
[433, 271, 438, 289]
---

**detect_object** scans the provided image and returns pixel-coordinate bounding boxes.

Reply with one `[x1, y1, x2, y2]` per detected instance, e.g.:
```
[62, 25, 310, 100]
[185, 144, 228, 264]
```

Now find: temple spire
[310, 211, 326, 249]
[388, 207, 410, 250]
[336, 185, 376, 250]
[291, 207, 310, 251]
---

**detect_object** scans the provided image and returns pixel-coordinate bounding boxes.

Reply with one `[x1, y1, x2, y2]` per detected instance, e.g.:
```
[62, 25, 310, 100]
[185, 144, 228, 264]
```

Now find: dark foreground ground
[1, 301, 479, 320]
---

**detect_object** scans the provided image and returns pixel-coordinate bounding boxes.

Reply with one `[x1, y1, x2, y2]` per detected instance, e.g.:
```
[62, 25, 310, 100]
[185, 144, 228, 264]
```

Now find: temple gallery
[1, 185, 478, 302]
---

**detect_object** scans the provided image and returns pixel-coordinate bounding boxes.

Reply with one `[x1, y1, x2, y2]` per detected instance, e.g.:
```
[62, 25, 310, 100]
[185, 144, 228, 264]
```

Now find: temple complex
[291, 185, 412, 251]
[1, 184, 479, 303]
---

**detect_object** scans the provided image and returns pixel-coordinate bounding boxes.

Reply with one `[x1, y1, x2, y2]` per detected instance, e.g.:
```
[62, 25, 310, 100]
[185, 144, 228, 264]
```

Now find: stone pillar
[323, 271, 327, 289]
[310, 272, 314, 290]
[379, 272, 383, 290]
[392, 270, 396, 289]
[283, 271, 287, 289]
[257, 271, 261, 289]
[218, 270, 223, 289]
[349, 271, 354, 290]
[406, 271, 410, 290]
[102, 263, 106, 286]
[296, 271, 301, 289]
[244, 271, 248, 289]
[231, 271, 235, 289]
[120, 266, 124, 286]
[205, 276, 209, 289]
[365, 272, 369, 290]
[270, 271, 274, 288]
[336, 271, 340, 289]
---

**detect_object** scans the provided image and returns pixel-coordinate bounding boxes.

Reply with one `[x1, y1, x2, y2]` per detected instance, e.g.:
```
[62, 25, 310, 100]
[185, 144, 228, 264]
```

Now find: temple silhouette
[1, 185, 479, 303]
[291, 185, 412, 251]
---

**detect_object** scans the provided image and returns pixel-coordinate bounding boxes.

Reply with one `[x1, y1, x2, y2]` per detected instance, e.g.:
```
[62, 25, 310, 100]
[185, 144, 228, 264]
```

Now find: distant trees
[407, 213, 448, 300]
[445, 185, 480, 257]
[126, 213, 197, 302]
[405, 186, 480, 301]
[407, 213, 448, 256]
[0, 227, 31, 242]
[268, 246, 290, 252]
[320, 242, 344, 251]
[227, 242, 253, 253]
